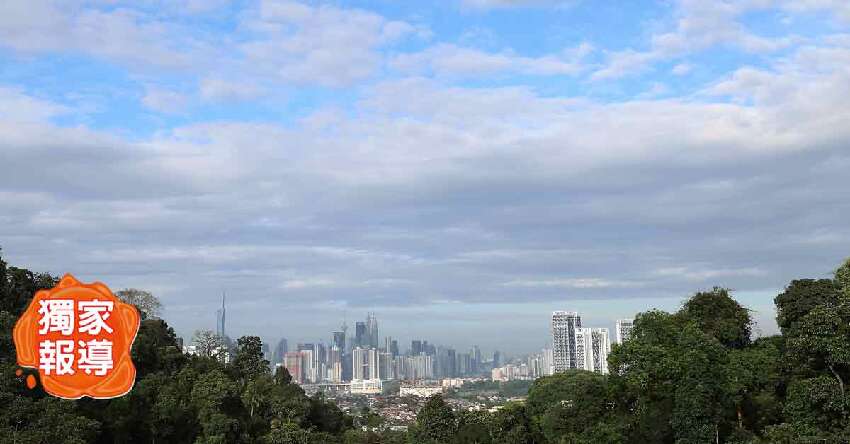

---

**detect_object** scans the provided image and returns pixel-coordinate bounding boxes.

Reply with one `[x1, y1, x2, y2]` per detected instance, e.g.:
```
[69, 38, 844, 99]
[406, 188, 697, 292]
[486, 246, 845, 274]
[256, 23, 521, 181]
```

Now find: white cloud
[391, 43, 591, 77]
[501, 278, 642, 288]
[199, 78, 264, 103]
[672, 62, 693, 75]
[592, 0, 792, 80]
[654, 266, 767, 282]
[0, 0, 207, 68]
[142, 86, 189, 113]
[0, 87, 68, 122]
[238, 0, 418, 87]
[460, 0, 575, 9]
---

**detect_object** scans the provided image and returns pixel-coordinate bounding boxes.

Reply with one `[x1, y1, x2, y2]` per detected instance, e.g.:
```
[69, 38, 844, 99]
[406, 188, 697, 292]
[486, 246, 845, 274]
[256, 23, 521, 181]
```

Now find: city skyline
[179, 286, 783, 356]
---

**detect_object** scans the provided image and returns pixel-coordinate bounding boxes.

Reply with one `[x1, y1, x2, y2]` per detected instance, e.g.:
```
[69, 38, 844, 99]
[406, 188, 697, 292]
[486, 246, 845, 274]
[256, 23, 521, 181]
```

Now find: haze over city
[2, 0, 850, 354]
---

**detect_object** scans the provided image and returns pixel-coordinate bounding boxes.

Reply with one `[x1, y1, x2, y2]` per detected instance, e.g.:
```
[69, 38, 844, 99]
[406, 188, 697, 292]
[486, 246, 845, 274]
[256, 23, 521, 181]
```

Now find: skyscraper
[333, 330, 345, 352]
[616, 319, 634, 344]
[355, 322, 367, 348]
[352, 347, 368, 380]
[215, 292, 226, 338]
[284, 351, 302, 384]
[366, 312, 378, 349]
[552, 311, 581, 372]
[272, 338, 288, 368]
[574, 328, 593, 371]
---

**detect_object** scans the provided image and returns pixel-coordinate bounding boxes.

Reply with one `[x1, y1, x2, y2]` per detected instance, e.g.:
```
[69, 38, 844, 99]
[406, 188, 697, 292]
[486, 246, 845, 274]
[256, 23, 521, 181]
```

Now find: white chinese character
[38, 299, 75, 335]
[78, 300, 114, 335]
[77, 339, 114, 376]
[39, 340, 75, 375]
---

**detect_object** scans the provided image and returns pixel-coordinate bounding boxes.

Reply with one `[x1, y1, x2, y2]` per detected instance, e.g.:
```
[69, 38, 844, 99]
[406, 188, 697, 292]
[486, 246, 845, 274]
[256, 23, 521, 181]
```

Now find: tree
[677, 287, 752, 349]
[836, 257, 850, 298]
[525, 370, 613, 442]
[192, 329, 228, 362]
[454, 410, 491, 444]
[232, 335, 271, 383]
[116, 288, 163, 319]
[785, 303, 850, 420]
[132, 318, 187, 377]
[191, 369, 245, 443]
[412, 395, 456, 443]
[774, 279, 841, 334]
[608, 308, 732, 443]
[489, 402, 530, 444]
[723, 336, 783, 435]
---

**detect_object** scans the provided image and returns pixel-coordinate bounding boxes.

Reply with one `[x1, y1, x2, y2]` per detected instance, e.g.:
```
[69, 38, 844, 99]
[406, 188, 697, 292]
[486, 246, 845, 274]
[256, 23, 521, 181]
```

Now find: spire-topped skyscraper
[216, 292, 226, 338]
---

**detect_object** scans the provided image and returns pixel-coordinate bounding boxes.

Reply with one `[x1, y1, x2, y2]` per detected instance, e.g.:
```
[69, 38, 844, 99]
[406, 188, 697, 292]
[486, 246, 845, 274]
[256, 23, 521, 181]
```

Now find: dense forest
[1, 249, 849, 443]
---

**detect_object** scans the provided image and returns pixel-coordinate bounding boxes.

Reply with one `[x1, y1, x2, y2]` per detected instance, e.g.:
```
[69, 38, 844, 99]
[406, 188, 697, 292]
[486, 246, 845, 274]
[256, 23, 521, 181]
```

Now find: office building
[366, 312, 379, 349]
[284, 351, 302, 384]
[355, 322, 367, 348]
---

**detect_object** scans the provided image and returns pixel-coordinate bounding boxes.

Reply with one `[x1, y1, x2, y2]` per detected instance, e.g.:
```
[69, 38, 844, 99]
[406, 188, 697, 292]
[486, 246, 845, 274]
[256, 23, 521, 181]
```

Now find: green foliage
[488, 402, 530, 444]
[454, 410, 492, 444]
[526, 370, 614, 442]
[678, 287, 752, 348]
[774, 279, 841, 334]
[836, 257, 850, 298]
[232, 335, 271, 383]
[412, 395, 457, 443]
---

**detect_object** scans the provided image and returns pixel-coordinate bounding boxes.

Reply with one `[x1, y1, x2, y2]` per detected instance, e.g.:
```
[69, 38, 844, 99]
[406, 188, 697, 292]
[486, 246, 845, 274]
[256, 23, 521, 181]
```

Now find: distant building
[471, 345, 481, 373]
[352, 347, 364, 380]
[272, 338, 288, 369]
[333, 331, 345, 352]
[591, 328, 611, 374]
[542, 348, 554, 376]
[350, 378, 382, 395]
[355, 322, 367, 348]
[552, 311, 581, 372]
[215, 293, 226, 338]
[366, 312, 379, 349]
[575, 327, 611, 374]
[616, 319, 634, 344]
[284, 351, 303, 384]
[400, 382, 442, 397]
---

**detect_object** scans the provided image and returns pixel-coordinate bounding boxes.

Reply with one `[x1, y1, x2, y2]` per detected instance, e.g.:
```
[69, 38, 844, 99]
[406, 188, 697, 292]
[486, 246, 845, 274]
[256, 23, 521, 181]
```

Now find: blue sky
[1, 0, 849, 355]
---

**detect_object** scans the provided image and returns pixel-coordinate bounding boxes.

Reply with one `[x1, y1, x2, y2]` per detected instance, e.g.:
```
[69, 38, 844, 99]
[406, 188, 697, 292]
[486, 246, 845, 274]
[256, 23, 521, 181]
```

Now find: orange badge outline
[13, 274, 141, 399]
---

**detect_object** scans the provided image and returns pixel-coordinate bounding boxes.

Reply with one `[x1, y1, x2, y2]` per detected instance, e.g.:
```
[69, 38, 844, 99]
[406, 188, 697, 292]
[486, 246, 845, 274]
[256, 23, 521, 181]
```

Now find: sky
[1, 0, 849, 355]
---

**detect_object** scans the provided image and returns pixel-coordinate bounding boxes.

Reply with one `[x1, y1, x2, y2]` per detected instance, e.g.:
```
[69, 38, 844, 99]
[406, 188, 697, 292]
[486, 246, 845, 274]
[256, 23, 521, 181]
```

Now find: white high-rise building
[574, 327, 611, 374]
[352, 347, 367, 380]
[367, 348, 379, 380]
[590, 328, 610, 374]
[575, 328, 594, 371]
[542, 348, 554, 376]
[616, 319, 634, 344]
[552, 311, 582, 372]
